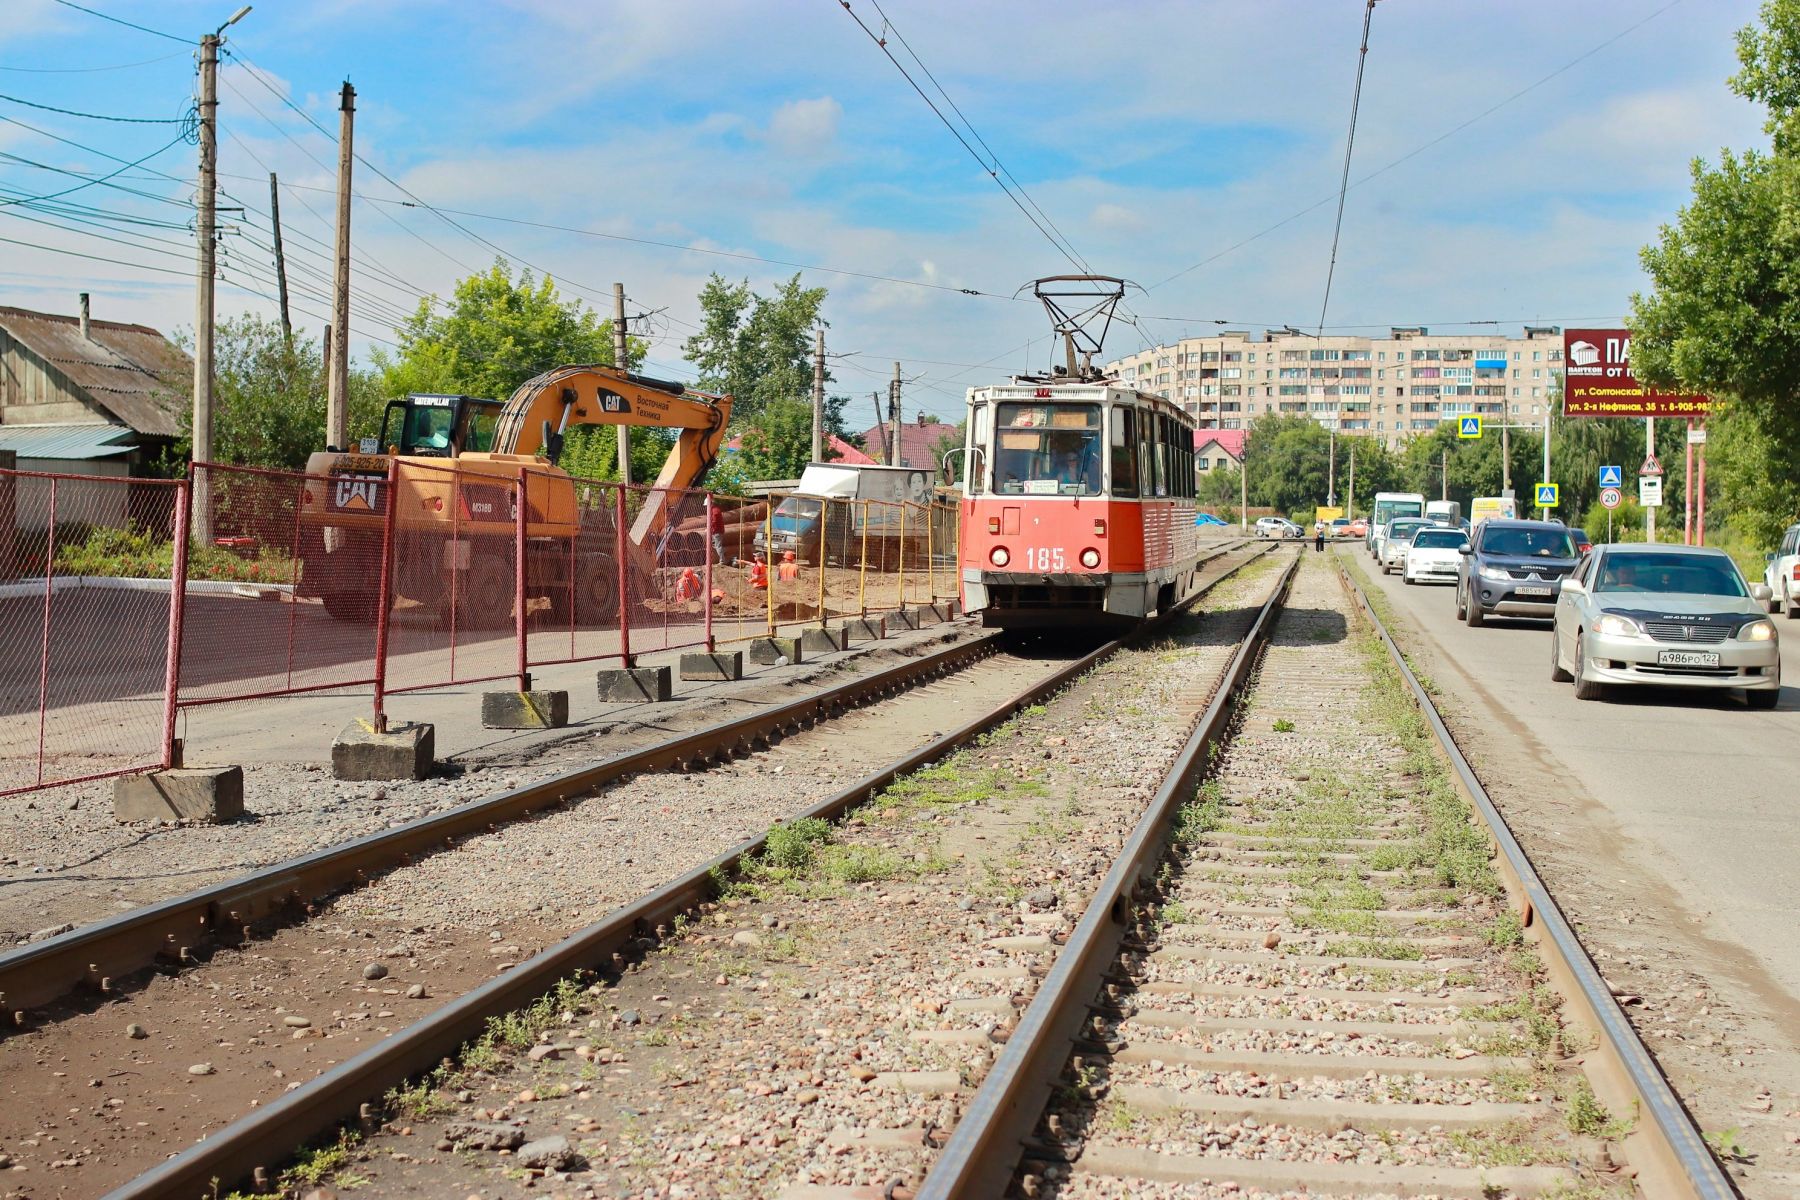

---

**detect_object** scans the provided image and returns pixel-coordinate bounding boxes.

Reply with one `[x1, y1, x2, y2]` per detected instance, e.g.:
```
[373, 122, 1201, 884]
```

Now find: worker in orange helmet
[776, 550, 800, 582]
[675, 566, 702, 602]
[710, 587, 726, 604]
[748, 555, 768, 589]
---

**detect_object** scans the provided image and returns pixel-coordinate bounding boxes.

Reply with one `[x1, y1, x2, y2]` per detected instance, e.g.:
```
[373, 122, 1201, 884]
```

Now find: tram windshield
[992, 403, 1101, 496]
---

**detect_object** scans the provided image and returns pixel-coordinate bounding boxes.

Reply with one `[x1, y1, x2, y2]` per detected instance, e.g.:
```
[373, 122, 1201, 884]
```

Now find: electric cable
[48, 0, 188, 44]
[1317, 1, 1377, 338]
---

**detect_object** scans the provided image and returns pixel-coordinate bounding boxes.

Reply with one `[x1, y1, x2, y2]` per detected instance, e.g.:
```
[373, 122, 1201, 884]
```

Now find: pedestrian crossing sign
[1598, 464, 1623, 488]
[1535, 482, 1559, 508]
[1458, 415, 1482, 439]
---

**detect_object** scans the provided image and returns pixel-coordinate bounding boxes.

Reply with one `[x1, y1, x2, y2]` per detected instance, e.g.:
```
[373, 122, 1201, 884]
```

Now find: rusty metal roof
[0, 305, 188, 438]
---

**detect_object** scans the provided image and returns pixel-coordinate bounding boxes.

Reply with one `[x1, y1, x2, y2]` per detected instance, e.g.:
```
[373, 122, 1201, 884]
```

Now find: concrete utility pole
[268, 172, 290, 342]
[1501, 423, 1511, 495]
[1327, 430, 1336, 508]
[193, 30, 220, 537]
[811, 327, 825, 464]
[326, 81, 354, 453]
[1645, 416, 1657, 543]
[1239, 443, 1249, 530]
[1347, 449, 1355, 519]
[889, 362, 903, 467]
[612, 282, 631, 484]
[1441, 448, 1448, 502]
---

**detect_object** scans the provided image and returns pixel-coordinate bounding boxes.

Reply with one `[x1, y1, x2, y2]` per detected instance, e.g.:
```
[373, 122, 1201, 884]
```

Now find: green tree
[171, 314, 383, 470]
[733, 397, 820, 481]
[1629, 0, 1800, 545]
[683, 272, 844, 424]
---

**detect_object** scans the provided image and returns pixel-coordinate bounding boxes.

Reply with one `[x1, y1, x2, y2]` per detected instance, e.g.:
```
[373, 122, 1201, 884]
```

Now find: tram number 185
[1022, 547, 1067, 572]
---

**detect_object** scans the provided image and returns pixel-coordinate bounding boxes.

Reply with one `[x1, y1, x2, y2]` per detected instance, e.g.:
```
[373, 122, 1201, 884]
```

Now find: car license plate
[1514, 585, 1553, 596]
[1657, 649, 1721, 668]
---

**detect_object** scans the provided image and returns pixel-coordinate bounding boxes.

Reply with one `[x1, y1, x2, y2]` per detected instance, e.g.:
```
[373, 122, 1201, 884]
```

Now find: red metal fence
[0, 468, 185, 796]
[5, 458, 962, 795]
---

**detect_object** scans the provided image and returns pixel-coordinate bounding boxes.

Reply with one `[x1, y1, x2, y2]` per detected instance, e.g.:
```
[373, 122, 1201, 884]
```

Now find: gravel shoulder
[220, 554, 1288, 1200]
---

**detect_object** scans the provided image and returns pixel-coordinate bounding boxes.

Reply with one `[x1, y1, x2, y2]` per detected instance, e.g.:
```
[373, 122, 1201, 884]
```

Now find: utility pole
[811, 327, 825, 463]
[889, 362, 903, 467]
[1645, 416, 1656, 543]
[1501, 423, 1511, 496]
[326, 81, 354, 453]
[612, 282, 631, 484]
[1327, 429, 1336, 508]
[1239, 445, 1248, 530]
[871, 393, 885, 463]
[1542, 409, 1552, 521]
[193, 30, 220, 539]
[268, 172, 290, 342]
[1441, 448, 1448, 502]
[1347, 449, 1355, 519]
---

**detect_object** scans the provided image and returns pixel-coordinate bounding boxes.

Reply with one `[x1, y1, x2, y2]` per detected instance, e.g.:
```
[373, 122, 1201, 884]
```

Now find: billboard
[1562, 328, 1713, 418]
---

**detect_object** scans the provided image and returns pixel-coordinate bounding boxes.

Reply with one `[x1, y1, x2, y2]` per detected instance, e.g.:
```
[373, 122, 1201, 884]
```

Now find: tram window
[1111, 408, 1138, 497]
[992, 403, 1101, 496]
[1150, 414, 1167, 497]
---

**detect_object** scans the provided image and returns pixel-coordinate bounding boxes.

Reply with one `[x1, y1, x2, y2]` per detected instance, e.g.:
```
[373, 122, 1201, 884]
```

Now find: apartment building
[1105, 326, 1566, 449]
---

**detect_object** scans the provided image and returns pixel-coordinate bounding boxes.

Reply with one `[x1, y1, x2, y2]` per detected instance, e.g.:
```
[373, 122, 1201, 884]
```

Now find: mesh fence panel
[0, 470, 181, 795]
[618, 482, 711, 658]
[178, 462, 379, 706]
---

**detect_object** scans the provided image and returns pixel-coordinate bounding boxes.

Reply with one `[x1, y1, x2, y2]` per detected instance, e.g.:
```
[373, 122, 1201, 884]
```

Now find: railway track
[9, 544, 1271, 1198]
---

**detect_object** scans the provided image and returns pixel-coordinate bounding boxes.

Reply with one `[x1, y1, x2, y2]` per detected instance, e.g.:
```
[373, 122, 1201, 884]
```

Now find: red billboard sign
[1562, 328, 1713, 418]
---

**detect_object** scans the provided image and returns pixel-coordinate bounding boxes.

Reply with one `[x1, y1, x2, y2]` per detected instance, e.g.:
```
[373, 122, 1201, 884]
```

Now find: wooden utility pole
[326, 82, 355, 453]
[268, 172, 291, 341]
[889, 362, 903, 467]
[810, 327, 825, 463]
[612, 282, 631, 484]
[193, 31, 220, 539]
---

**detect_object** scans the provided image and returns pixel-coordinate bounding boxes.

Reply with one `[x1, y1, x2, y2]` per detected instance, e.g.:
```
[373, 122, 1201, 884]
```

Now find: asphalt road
[1353, 542, 1800, 1006]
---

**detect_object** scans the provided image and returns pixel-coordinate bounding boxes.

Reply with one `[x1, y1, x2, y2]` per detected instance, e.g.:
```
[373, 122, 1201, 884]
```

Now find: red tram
[956, 379, 1201, 627]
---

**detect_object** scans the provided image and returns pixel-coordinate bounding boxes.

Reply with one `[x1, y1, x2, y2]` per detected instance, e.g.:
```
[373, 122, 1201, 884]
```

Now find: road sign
[1458, 415, 1482, 439]
[1639, 477, 1663, 507]
[1640, 454, 1663, 476]
[1687, 427, 1707, 445]
[1535, 482, 1559, 508]
[1598, 464, 1623, 488]
[1600, 486, 1621, 510]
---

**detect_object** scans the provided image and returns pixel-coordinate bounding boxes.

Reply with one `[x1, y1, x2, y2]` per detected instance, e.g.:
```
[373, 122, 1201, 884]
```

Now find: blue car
[1195, 512, 1228, 527]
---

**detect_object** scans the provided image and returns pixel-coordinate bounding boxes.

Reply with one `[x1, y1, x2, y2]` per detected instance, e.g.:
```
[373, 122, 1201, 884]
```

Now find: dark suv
[1455, 519, 1580, 626]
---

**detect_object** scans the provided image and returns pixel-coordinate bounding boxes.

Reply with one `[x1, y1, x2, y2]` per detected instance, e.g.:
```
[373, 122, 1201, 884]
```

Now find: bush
[53, 524, 297, 584]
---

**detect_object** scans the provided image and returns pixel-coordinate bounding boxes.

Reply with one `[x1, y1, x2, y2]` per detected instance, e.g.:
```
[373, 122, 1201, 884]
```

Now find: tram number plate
[1657, 649, 1719, 668]
[1022, 547, 1067, 572]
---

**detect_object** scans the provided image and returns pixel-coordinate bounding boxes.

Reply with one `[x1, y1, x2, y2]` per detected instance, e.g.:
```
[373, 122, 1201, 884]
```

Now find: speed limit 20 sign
[1599, 486, 1621, 510]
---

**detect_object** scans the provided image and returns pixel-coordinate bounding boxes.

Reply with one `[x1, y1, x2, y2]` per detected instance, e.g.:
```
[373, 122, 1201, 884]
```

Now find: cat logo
[596, 386, 632, 414]
[332, 475, 384, 512]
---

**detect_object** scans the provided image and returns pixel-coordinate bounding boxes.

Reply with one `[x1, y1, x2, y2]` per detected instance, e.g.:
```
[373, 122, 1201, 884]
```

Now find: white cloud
[761, 97, 843, 158]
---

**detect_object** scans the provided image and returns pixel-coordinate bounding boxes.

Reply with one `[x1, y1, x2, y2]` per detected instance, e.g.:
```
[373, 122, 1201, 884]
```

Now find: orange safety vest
[675, 568, 701, 601]
[777, 561, 799, 582]
[749, 560, 768, 589]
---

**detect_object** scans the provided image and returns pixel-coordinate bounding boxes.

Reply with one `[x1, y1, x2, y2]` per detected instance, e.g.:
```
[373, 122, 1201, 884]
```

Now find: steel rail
[919, 552, 1300, 1200]
[1, 622, 1004, 1022]
[100, 542, 1276, 1200]
[1334, 559, 1735, 1200]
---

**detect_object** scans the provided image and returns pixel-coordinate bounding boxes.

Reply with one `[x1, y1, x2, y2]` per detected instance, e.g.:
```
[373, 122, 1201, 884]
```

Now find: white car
[1378, 518, 1433, 574]
[1763, 521, 1800, 617]
[1255, 517, 1302, 539]
[1403, 526, 1465, 584]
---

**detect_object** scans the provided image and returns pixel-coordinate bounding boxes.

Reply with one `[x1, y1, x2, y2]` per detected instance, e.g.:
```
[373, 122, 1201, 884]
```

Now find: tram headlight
[989, 545, 1010, 567]
[1080, 548, 1101, 569]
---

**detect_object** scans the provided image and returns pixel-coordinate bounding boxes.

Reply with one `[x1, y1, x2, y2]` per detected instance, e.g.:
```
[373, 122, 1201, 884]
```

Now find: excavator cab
[371, 394, 502, 457]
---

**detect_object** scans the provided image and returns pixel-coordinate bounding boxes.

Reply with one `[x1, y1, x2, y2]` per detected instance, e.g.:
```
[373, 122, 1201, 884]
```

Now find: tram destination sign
[1562, 328, 1714, 418]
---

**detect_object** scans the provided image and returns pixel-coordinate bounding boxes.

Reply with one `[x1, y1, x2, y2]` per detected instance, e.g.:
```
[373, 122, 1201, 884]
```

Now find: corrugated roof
[0, 423, 137, 461]
[0, 305, 188, 438]
[858, 419, 956, 470]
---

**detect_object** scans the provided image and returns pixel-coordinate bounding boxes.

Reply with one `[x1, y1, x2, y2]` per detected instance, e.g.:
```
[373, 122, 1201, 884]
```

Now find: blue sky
[0, 0, 1770, 421]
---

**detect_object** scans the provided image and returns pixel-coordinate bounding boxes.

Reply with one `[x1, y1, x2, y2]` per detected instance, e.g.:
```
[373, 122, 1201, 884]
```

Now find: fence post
[514, 472, 529, 691]
[35, 476, 58, 787]
[614, 484, 633, 668]
[927, 501, 936, 601]
[371, 459, 400, 734]
[703, 492, 715, 651]
[160, 480, 192, 769]
[0, 453, 16, 582]
[765, 501, 776, 637]
[858, 499, 870, 617]
[817, 499, 828, 627]
[898, 502, 908, 607]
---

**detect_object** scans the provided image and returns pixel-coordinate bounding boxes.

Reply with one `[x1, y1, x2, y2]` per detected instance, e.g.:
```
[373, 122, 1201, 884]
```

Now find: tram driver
[1050, 435, 1099, 494]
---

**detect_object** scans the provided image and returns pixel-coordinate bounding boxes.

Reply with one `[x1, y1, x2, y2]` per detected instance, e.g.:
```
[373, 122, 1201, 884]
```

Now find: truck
[752, 462, 933, 567]
[1469, 496, 1517, 527]
[1425, 499, 1462, 527]
[297, 365, 731, 625]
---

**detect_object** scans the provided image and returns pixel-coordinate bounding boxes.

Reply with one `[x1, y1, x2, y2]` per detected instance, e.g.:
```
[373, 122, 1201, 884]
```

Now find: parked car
[1377, 518, 1433, 574]
[1454, 518, 1580, 626]
[1403, 526, 1465, 585]
[1331, 517, 1353, 538]
[1551, 543, 1779, 707]
[1762, 521, 1800, 617]
[1571, 528, 1593, 555]
[1255, 516, 1303, 539]
[1346, 517, 1369, 538]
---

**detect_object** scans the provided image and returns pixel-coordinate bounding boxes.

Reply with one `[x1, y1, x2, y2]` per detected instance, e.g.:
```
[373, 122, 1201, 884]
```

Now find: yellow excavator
[297, 364, 732, 625]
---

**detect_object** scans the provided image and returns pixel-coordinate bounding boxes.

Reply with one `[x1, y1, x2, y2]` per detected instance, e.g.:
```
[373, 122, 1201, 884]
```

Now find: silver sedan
[1551, 543, 1780, 707]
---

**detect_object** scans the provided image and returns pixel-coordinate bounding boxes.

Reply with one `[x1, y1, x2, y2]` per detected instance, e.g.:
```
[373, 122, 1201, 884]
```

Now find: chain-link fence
[0, 469, 185, 795]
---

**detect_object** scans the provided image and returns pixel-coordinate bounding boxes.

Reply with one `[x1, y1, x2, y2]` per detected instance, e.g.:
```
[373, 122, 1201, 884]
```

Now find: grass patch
[1565, 1077, 1633, 1139]
[1271, 717, 1296, 733]
[1446, 1120, 1552, 1167]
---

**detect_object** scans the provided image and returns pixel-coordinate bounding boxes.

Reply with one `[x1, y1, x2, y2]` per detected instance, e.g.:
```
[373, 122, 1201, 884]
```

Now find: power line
[0, 128, 188, 208]
[0, 49, 189, 74]
[47, 0, 188, 44]
[1147, 0, 1685, 292]
[0, 90, 192, 125]
[1316, 1, 1377, 337]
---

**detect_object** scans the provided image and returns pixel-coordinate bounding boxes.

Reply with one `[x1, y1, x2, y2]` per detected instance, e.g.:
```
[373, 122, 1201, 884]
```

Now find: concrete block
[748, 636, 804, 666]
[840, 617, 886, 644]
[680, 650, 743, 682]
[800, 627, 849, 654]
[596, 666, 672, 703]
[332, 721, 434, 781]
[907, 605, 938, 628]
[887, 608, 921, 630]
[481, 690, 569, 729]
[113, 766, 243, 824]
[924, 601, 956, 622]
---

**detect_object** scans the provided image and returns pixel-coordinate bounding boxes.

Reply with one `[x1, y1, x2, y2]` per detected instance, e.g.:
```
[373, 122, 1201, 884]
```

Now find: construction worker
[776, 550, 800, 582]
[748, 555, 768, 590]
[675, 566, 702, 602]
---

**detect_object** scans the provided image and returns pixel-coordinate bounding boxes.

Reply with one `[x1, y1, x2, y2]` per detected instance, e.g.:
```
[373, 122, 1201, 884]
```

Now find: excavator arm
[486, 363, 733, 545]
